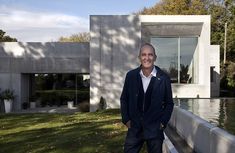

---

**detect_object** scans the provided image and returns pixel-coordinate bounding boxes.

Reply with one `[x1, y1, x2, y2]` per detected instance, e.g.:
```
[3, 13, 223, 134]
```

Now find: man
[120, 43, 174, 153]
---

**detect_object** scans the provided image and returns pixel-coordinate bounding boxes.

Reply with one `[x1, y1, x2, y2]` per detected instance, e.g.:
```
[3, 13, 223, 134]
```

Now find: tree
[224, 0, 235, 61]
[207, 0, 235, 61]
[138, 0, 235, 62]
[139, 0, 207, 15]
[0, 29, 17, 42]
[58, 32, 90, 42]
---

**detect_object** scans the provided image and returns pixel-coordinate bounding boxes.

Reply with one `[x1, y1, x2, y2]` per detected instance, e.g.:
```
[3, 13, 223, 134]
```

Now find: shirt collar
[140, 66, 157, 78]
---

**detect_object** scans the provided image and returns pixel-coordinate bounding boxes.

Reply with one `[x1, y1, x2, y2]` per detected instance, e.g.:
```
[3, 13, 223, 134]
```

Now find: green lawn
[0, 109, 134, 153]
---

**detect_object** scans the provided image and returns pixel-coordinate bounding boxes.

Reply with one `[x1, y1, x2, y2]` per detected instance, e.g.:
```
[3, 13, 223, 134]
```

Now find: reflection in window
[151, 37, 198, 84]
[151, 38, 178, 83]
[180, 38, 198, 83]
[33, 74, 90, 107]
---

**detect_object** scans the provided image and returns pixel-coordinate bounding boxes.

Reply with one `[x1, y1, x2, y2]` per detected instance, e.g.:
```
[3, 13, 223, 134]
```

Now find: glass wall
[151, 37, 198, 84]
[151, 38, 178, 83]
[180, 38, 198, 83]
[31, 74, 90, 107]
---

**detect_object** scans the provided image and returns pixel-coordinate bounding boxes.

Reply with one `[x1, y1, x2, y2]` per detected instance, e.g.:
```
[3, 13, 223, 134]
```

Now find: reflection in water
[174, 99, 235, 135]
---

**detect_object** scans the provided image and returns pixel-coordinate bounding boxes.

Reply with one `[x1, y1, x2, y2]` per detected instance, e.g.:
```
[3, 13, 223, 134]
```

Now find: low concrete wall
[169, 106, 235, 153]
[163, 134, 179, 153]
[210, 127, 235, 153]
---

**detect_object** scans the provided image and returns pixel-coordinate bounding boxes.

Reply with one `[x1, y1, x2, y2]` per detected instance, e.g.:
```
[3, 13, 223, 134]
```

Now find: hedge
[35, 89, 89, 107]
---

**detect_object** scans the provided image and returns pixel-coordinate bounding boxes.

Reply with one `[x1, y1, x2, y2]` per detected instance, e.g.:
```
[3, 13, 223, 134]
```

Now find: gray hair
[139, 43, 157, 57]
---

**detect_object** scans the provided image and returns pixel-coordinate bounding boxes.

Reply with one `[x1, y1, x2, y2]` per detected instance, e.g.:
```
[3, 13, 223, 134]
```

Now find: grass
[0, 109, 148, 153]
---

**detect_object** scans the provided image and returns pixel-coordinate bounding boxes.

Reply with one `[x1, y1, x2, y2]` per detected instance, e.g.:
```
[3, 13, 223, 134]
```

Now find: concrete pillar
[90, 15, 141, 111]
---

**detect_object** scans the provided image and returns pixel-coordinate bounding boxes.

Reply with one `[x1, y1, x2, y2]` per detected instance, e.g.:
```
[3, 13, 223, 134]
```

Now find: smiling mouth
[143, 61, 152, 64]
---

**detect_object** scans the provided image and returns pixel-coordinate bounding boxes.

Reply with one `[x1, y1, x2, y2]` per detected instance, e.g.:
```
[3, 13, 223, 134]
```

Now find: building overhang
[141, 22, 203, 36]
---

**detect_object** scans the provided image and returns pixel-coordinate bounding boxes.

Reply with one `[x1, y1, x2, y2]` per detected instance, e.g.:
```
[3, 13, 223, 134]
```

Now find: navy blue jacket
[120, 65, 174, 139]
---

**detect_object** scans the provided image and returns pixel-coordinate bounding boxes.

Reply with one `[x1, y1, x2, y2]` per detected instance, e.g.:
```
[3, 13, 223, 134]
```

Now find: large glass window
[180, 38, 198, 83]
[151, 38, 178, 83]
[151, 37, 198, 84]
[31, 74, 90, 107]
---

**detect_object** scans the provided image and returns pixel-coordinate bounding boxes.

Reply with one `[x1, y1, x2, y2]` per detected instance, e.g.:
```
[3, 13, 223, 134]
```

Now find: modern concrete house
[0, 15, 220, 112]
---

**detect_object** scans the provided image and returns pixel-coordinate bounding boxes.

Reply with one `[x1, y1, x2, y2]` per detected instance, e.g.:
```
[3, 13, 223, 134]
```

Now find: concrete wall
[0, 42, 89, 110]
[169, 107, 235, 153]
[210, 45, 220, 97]
[90, 15, 141, 111]
[0, 73, 21, 110]
[0, 42, 89, 73]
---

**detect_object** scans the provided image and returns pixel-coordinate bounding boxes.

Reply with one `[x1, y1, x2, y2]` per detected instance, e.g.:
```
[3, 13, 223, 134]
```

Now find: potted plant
[66, 94, 74, 109]
[1, 89, 15, 113]
[29, 95, 36, 109]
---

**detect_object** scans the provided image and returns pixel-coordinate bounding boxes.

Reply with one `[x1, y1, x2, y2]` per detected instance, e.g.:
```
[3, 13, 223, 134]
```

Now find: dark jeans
[124, 128, 163, 153]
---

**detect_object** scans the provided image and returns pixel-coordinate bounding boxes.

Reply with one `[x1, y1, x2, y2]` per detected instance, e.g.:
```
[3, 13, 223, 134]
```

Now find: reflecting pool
[174, 98, 235, 135]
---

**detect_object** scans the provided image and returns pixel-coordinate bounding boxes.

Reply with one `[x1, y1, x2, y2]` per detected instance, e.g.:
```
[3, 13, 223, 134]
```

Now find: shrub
[99, 96, 106, 110]
[35, 89, 89, 106]
[221, 62, 235, 90]
[22, 102, 29, 109]
[78, 101, 89, 112]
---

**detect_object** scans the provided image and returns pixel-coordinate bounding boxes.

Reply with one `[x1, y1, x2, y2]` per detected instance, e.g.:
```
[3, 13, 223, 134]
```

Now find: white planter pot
[4, 99, 13, 113]
[30, 102, 36, 109]
[67, 101, 74, 109]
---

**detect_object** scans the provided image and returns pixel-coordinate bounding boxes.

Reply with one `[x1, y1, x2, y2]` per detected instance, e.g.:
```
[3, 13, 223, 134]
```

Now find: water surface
[174, 98, 235, 135]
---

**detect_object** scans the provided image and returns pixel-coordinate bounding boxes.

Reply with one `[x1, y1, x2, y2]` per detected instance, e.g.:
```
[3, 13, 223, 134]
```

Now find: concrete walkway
[14, 106, 80, 114]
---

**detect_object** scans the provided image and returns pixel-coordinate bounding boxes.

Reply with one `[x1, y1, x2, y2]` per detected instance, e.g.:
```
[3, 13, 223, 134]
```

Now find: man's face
[139, 45, 156, 69]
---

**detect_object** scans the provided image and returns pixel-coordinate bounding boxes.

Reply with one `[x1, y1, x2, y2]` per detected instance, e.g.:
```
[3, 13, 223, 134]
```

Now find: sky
[0, 0, 159, 42]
